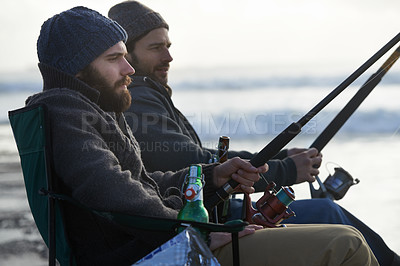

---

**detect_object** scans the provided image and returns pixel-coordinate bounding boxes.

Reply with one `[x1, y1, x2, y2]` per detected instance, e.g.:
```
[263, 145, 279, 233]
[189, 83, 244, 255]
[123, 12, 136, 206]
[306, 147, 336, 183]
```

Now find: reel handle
[205, 123, 300, 210]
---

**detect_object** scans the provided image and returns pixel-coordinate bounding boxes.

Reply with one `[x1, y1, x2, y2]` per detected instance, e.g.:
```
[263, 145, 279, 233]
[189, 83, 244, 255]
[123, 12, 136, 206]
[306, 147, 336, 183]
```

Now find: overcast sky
[1, 0, 399, 80]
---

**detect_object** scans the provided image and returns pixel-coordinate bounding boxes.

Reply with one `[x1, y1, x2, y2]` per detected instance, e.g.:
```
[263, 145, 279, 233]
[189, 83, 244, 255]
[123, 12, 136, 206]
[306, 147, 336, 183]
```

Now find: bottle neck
[184, 176, 204, 202]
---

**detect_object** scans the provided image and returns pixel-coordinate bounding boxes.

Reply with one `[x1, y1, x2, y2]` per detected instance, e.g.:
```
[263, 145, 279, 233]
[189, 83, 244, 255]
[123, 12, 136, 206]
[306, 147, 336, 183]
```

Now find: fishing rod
[312, 45, 400, 152]
[205, 32, 400, 210]
[309, 44, 400, 199]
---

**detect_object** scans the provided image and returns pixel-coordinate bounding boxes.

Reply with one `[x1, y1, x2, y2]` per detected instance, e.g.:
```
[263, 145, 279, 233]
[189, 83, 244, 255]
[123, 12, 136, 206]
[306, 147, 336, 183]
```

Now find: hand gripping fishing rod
[205, 32, 400, 210]
[309, 44, 400, 199]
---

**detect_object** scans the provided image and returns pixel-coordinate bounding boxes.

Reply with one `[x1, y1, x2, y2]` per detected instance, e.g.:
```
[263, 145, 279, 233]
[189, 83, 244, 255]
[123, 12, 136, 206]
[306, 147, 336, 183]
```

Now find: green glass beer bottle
[177, 164, 209, 239]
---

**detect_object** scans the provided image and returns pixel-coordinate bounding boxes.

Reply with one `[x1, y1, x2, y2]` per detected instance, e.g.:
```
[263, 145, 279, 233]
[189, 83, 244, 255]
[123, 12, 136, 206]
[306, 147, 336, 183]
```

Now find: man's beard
[78, 65, 132, 113]
[130, 54, 169, 86]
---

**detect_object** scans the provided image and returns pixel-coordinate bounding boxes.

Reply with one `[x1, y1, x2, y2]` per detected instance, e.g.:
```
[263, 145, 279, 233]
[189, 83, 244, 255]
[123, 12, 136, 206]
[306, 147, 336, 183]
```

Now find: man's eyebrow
[148, 41, 171, 48]
[104, 52, 126, 58]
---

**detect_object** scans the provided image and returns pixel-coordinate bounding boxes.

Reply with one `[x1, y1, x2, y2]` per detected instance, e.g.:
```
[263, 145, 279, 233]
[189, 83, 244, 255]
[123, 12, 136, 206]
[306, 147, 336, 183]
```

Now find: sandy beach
[0, 161, 48, 265]
[0, 122, 47, 265]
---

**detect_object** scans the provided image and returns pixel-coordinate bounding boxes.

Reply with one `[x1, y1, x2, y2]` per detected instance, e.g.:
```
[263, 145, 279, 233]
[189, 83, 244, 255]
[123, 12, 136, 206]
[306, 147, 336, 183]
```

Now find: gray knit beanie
[37, 6, 128, 76]
[108, 1, 168, 45]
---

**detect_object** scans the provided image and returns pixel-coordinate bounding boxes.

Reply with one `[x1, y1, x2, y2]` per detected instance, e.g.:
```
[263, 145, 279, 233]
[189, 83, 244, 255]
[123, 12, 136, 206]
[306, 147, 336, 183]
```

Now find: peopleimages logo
[184, 111, 319, 136]
[80, 111, 321, 137]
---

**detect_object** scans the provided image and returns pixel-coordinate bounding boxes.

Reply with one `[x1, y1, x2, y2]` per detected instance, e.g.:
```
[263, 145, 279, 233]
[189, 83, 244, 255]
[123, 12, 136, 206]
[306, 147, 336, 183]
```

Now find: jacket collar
[130, 75, 172, 97]
[38, 63, 100, 104]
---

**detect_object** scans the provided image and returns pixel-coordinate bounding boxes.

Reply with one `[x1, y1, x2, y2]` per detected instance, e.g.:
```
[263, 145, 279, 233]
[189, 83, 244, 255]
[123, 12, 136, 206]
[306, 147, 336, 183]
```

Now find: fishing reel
[310, 167, 360, 200]
[243, 182, 295, 228]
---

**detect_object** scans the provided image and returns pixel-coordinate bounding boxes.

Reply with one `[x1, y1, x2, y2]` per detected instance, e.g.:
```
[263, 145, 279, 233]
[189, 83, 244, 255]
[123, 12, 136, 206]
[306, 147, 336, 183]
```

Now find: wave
[191, 109, 400, 140]
[2, 105, 398, 136]
[0, 81, 42, 93]
[1, 72, 399, 93]
[171, 72, 400, 91]
[1, 74, 399, 137]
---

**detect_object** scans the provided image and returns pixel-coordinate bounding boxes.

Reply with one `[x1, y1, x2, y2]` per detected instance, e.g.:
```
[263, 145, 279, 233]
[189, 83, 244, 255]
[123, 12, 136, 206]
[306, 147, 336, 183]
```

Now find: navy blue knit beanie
[37, 6, 128, 76]
[108, 1, 168, 44]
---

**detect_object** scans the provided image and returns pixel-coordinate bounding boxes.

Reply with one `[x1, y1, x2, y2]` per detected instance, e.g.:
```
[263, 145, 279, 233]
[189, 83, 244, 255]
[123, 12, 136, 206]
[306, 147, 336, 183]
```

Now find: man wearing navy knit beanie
[36, 6, 133, 113]
[25, 5, 379, 265]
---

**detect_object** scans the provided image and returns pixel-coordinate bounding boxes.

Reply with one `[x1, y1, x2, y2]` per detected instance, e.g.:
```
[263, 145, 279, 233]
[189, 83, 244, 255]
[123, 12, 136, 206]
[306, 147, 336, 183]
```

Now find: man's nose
[122, 57, 135, 76]
[162, 49, 173, 63]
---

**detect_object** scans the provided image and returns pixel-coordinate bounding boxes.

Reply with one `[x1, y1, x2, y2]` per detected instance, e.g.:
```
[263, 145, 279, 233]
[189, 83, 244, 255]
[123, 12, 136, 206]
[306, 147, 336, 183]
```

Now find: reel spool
[244, 182, 295, 228]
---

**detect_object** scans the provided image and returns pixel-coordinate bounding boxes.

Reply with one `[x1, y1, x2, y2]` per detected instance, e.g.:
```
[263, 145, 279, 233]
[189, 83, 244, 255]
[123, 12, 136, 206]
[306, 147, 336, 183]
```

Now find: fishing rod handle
[381, 45, 400, 72]
[205, 180, 238, 211]
[205, 123, 301, 210]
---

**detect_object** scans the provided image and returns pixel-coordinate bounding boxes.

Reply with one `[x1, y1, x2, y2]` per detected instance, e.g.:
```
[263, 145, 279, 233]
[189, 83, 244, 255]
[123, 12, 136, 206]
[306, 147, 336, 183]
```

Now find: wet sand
[0, 162, 48, 266]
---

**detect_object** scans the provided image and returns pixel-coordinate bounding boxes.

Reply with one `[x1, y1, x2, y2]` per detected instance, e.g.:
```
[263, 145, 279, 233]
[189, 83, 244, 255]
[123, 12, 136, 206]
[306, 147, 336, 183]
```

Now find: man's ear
[75, 71, 82, 79]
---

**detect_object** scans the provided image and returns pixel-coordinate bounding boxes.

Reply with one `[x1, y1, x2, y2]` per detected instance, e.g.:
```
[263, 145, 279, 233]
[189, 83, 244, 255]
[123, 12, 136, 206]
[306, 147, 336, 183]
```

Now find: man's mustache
[157, 63, 169, 69]
[115, 76, 132, 88]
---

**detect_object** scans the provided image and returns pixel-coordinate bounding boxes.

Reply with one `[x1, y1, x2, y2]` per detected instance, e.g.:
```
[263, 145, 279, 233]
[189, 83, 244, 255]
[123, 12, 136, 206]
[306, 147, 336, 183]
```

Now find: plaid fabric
[135, 227, 220, 265]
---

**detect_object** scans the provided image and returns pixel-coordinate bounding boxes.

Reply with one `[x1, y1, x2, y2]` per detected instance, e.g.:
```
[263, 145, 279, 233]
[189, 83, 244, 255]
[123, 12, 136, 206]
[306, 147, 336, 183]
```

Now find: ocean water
[171, 74, 400, 253]
[1, 73, 400, 253]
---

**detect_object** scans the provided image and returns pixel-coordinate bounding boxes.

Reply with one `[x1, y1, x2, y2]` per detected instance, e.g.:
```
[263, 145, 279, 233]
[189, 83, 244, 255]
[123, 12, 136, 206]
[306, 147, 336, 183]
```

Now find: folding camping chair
[9, 103, 246, 266]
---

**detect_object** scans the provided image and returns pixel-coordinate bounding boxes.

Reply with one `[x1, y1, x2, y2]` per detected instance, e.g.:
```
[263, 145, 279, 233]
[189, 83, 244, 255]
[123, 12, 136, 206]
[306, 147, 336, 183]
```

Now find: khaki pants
[213, 224, 379, 266]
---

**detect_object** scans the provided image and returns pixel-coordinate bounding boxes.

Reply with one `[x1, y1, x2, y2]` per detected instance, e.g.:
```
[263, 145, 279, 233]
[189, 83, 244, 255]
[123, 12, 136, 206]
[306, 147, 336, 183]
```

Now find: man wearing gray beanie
[28, 5, 280, 266]
[109, 1, 171, 91]
[109, 1, 398, 265]
[108, 0, 169, 46]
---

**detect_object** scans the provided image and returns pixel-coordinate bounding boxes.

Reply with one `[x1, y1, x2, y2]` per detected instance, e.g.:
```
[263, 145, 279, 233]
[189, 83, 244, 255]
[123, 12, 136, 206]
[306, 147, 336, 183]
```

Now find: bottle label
[184, 181, 203, 202]
[183, 165, 204, 202]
